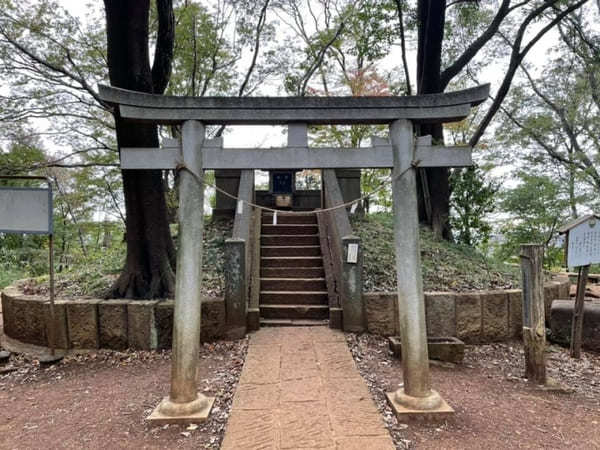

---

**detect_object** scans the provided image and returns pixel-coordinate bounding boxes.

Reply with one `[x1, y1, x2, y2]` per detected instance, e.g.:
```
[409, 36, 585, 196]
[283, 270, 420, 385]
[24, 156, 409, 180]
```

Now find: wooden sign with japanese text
[567, 219, 600, 267]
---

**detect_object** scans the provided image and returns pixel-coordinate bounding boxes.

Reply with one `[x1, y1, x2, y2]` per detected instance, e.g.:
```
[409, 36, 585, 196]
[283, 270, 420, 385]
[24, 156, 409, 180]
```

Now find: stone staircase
[259, 212, 329, 326]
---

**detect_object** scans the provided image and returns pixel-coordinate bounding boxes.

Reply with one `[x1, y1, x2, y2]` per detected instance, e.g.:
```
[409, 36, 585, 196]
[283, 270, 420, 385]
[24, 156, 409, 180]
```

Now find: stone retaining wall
[2, 277, 571, 350]
[1, 286, 226, 351]
[363, 278, 570, 343]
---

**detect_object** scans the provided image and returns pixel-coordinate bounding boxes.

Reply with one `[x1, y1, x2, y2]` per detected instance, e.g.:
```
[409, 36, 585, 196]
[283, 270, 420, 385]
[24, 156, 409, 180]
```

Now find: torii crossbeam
[98, 83, 489, 422]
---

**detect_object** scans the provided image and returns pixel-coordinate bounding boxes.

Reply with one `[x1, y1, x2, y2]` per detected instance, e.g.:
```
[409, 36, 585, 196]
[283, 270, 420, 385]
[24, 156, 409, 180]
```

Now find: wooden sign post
[558, 214, 600, 358]
[520, 244, 546, 385]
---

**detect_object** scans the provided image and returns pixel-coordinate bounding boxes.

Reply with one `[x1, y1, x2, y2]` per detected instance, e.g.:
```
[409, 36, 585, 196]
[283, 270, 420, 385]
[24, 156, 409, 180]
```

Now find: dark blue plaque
[273, 172, 293, 194]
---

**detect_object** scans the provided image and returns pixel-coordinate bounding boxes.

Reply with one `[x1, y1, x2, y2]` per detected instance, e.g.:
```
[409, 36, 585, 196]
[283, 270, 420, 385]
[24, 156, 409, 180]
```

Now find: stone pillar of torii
[99, 84, 489, 422]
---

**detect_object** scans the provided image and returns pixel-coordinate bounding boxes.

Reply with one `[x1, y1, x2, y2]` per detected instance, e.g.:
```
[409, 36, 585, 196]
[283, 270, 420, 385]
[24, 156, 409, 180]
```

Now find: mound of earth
[352, 213, 522, 292]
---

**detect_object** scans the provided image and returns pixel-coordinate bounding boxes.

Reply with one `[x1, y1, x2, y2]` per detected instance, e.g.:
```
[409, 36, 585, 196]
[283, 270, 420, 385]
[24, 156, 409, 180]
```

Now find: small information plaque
[0, 187, 52, 234]
[567, 219, 600, 267]
[347, 243, 358, 264]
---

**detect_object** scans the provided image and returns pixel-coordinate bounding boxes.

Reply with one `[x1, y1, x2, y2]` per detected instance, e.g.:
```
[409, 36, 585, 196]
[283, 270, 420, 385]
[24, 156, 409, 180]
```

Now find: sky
[52, 1, 581, 156]
[54, 0, 567, 150]
[47, 0, 598, 219]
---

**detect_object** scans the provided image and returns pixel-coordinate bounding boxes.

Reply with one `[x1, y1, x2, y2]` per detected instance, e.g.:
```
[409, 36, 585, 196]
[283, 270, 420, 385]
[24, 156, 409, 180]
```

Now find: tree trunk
[416, 0, 451, 240]
[104, 0, 176, 298]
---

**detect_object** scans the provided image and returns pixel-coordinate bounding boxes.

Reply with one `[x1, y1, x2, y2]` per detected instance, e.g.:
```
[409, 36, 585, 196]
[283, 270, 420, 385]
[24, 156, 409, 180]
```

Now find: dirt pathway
[0, 341, 246, 449]
[349, 334, 600, 449]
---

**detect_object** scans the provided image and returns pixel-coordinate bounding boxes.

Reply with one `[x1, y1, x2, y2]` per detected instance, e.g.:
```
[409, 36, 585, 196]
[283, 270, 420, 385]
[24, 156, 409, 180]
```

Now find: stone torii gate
[98, 83, 489, 422]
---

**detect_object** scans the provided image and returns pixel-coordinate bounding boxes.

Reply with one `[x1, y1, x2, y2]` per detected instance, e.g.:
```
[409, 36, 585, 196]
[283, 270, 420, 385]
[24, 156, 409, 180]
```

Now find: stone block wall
[363, 278, 570, 343]
[1, 286, 226, 351]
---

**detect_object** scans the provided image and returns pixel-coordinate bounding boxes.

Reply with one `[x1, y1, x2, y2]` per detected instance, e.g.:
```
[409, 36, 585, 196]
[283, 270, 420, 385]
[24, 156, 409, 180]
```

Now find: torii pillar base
[147, 394, 215, 425]
[386, 389, 454, 422]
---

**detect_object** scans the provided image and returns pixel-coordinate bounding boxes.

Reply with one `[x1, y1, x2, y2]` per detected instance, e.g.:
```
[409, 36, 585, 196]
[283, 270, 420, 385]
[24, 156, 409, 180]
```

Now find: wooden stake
[570, 265, 590, 359]
[520, 244, 546, 385]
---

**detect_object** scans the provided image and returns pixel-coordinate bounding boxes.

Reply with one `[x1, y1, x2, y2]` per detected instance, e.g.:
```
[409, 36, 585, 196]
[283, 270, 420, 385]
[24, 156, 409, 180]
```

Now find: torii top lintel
[97, 84, 489, 126]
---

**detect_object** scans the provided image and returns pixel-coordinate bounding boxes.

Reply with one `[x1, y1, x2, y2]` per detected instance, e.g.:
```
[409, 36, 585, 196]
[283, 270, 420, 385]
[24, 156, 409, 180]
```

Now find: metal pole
[48, 234, 56, 356]
[152, 120, 214, 422]
[387, 119, 442, 411]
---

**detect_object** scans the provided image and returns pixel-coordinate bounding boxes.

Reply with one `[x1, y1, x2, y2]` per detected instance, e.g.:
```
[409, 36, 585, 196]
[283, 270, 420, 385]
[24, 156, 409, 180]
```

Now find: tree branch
[440, 0, 511, 90]
[215, 0, 270, 137]
[151, 0, 175, 94]
[237, 0, 270, 97]
[394, 0, 412, 95]
[0, 25, 109, 109]
[299, 19, 346, 96]
[520, 63, 600, 188]
[470, 0, 589, 147]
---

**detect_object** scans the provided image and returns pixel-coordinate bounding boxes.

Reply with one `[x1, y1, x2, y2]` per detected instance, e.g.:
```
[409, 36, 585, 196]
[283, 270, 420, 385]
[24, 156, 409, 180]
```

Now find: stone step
[261, 256, 323, 268]
[260, 291, 328, 305]
[261, 234, 320, 246]
[261, 246, 321, 257]
[262, 214, 317, 225]
[261, 278, 327, 291]
[260, 267, 325, 278]
[261, 224, 319, 235]
[260, 304, 329, 320]
[260, 318, 329, 327]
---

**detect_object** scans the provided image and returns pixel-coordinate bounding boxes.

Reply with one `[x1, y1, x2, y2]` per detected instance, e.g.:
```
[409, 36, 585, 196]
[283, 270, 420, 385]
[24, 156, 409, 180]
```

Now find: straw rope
[176, 161, 420, 216]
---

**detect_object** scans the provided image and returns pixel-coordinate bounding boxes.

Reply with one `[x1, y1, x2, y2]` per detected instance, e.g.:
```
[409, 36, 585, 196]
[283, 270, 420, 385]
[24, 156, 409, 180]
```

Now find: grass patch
[14, 217, 231, 299]
[0, 268, 27, 290]
[7, 213, 525, 298]
[352, 212, 521, 292]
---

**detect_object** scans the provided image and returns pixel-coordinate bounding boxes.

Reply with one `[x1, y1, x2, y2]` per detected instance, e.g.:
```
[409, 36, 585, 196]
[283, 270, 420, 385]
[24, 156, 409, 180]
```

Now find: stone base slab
[537, 377, 573, 394]
[386, 391, 454, 422]
[38, 354, 65, 366]
[388, 336, 465, 364]
[1, 334, 67, 359]
[147, 396, 215, 425]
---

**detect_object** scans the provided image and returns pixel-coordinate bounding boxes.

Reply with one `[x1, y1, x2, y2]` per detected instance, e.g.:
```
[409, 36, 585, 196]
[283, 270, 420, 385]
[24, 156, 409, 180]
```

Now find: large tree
[408, 0, 590, 240]
[1, 0, 279, 298]
[497, 5, 600, 217]
[103, 0, 176, 298]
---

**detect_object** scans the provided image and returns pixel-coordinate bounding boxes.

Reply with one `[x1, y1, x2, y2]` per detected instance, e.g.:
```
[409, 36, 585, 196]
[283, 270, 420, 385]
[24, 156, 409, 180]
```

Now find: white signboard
[0, 188, 52, 234]
[347, 243, 358, 264]
[567, 219, 600, 267]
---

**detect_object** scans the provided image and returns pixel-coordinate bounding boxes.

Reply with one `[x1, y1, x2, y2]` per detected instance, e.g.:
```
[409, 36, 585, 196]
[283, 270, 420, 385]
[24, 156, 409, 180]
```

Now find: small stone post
[520, 244, 547, 384]
[225, 238, 247, 338]
[386, 119, 451, 416]
[247, 208, 262, 331]
[149, 120, 215, 423]
[341, 235, 364, 332]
